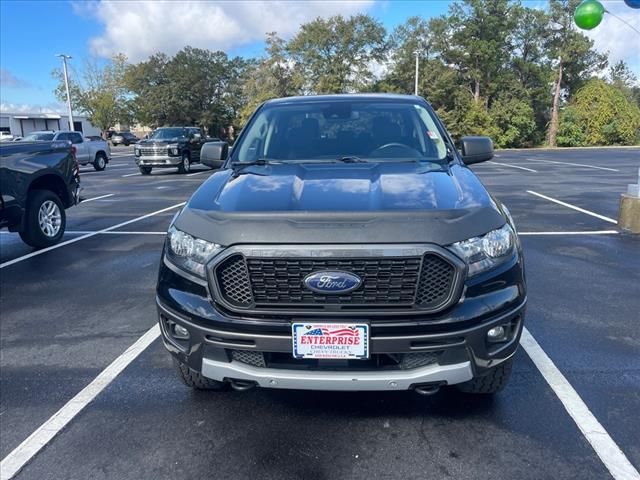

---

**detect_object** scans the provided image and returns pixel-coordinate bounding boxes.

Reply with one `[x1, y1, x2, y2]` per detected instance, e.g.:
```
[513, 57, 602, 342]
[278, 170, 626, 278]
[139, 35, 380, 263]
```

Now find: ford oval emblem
[303, 271, 362, 294]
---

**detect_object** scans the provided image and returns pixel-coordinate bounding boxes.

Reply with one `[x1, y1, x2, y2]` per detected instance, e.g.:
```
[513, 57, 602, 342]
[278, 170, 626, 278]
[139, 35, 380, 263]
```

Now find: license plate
[292, 323, 369, 359]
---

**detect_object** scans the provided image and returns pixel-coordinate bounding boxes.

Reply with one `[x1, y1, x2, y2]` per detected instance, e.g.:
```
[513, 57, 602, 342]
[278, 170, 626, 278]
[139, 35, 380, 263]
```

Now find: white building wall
[0, 113, 100, 137]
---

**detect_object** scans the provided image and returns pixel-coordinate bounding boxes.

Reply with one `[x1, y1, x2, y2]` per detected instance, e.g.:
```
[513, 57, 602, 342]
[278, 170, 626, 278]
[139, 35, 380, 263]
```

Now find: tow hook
[229, 379, 257, 392]
[413, 384, 441, 396]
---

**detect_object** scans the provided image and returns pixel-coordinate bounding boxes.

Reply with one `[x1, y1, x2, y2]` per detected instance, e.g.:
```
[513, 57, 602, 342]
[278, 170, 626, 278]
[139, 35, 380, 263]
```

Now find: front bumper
[157, 286, 525, 392]
[136, 155, 181, 167]
[157, 243, 526, 391]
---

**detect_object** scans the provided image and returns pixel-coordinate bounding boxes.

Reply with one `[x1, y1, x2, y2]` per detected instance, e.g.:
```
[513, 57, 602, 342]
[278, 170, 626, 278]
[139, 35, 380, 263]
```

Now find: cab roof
[264, 93, 428, 105]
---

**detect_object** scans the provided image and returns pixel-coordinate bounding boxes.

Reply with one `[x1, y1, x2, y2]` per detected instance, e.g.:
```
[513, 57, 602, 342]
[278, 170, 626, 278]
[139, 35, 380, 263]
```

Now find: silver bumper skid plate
[201, 358, 473, 391]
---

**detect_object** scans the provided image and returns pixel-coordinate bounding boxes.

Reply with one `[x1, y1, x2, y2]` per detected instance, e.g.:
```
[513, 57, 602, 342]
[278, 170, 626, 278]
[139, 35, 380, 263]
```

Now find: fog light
[173, 324, 190, 340]
[487, 326, 506, 341]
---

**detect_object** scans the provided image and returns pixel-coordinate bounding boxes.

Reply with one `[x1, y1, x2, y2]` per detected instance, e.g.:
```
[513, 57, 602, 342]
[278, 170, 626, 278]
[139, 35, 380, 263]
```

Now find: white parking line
[487, 161, 538, 173]
[519, 230, 618, 236]
[525, 158, 619, 172]
[81, 193, 114, 203]
[0, 202, 185, 269]
[186, 169, 213, 177]
[122, 172, 140, 177]
[64, 230, 166, 235]
[527, 191, 617, 224]
[1, 319, 635, 479]
[0, 325, 161, 480]
[521, 328, 640, 480]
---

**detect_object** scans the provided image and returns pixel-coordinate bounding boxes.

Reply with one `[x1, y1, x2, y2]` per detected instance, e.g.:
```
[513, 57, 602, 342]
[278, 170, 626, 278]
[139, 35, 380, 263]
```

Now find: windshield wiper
[230, 159, 278, 178]
[336, 156, 368, 163]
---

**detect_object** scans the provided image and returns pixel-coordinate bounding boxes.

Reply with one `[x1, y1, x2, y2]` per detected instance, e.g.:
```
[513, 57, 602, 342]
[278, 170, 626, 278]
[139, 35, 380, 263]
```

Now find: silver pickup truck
[22, 131, 112, 171]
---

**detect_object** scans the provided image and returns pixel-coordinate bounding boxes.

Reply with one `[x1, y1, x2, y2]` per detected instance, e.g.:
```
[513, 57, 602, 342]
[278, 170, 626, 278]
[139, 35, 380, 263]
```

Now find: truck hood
[176, 162, 505, 246]
[137, 138, 184, 146]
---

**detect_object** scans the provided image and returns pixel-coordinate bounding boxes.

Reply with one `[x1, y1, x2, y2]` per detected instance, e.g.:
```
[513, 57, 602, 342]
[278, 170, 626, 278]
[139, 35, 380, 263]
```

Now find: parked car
[0, 140, 80, 247]
[134, 127, 206, 174]
[111, 131, 139, 146]
[0, 131, 15, 142]
[22, 131, 111, 171]
[156, 94, 526, 396]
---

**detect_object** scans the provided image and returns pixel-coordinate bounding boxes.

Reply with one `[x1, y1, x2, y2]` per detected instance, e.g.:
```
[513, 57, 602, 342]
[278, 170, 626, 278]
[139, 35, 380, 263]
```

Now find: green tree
[382, 16, 432, 94]
[509, 5, 553, 145]
[239, 33, 302, 123]
[489, 97, 536, 147]
[287, 14, 387, 93]
[609, 60, 637, 90]
[558, 79, 640, 146]
[125, 47, 248, 131]
[546, 0, 607, 146]
[53, 54, 132, 136]
[434, 0, 517, 106]
[609, 60, 640, 108]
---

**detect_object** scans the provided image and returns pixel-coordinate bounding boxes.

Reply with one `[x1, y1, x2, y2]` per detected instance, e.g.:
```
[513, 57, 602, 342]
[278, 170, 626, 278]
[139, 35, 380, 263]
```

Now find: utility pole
[414, 50, 420, 96]
[56, 54, 74, 131]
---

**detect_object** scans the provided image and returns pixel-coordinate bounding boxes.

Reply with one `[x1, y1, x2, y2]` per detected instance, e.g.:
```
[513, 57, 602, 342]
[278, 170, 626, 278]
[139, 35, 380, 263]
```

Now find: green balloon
[574, 0, 605, 30]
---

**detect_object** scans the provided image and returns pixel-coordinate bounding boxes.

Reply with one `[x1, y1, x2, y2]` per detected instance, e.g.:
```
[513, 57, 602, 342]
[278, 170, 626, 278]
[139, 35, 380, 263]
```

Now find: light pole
[56, 54, 74, 131]
[414, 50, 420, 96]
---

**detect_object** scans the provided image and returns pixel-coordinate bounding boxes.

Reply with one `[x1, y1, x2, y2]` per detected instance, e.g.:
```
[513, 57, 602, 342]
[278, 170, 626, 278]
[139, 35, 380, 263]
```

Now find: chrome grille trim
[139, 147, 167, 156]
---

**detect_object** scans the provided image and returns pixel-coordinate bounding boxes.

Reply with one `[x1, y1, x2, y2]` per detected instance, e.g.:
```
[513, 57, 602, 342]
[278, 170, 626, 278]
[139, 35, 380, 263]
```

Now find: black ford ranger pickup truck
[134, 126, 206, 175]
[156, 94, 526, 396]
[0, 140, 80, 248]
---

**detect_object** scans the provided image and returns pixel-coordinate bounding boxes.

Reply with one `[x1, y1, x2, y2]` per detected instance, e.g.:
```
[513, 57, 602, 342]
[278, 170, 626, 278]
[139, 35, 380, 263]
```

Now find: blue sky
[1, 0, 638, 113]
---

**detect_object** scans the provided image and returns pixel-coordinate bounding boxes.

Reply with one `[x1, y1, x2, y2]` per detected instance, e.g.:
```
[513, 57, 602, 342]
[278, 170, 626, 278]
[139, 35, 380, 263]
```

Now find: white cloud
[0, 68, 31, 88]
[82, 0, 374, 62]
[0, 102, 66, 114]
[584, 1, 640, 76]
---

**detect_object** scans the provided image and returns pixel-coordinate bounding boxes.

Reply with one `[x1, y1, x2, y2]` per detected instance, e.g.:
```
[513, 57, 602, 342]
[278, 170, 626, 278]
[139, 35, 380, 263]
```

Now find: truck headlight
[168, 144, 179, 156]
[166, 226, 223, 278]
[448, 224, 515, 276]
[134, 147, 140, 156]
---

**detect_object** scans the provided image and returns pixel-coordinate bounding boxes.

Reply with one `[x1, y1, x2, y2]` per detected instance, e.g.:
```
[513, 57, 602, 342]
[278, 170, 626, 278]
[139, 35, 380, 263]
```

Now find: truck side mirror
[460, 136, 493, 165]
[200, 141, 229, 169]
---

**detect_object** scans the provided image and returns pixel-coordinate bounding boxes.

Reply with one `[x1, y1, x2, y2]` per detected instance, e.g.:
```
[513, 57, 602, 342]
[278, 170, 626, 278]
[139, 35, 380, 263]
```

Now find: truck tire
[93, 152, 107, 171]
[139, 166, 152, 175]
[19, 190, 66, 248]
[456, 358, 513, 394]
[174, 359, 227, 391]
[177, 152, 191, 174]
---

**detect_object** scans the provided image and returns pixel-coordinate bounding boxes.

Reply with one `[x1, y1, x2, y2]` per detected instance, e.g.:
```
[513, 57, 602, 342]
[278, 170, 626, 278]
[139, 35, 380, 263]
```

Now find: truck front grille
[139, 147, 167, 156]
[212, 247, 463, 315]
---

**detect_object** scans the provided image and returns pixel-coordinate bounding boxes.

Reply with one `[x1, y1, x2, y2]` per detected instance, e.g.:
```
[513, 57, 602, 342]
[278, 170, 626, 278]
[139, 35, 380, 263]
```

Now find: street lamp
[55, 54, 74, 131]
[414, 50, 420, 96]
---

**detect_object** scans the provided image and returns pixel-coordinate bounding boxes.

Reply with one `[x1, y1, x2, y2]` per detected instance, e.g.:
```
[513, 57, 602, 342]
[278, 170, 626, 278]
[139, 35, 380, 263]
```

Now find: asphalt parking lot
[1, 146, 638, 480]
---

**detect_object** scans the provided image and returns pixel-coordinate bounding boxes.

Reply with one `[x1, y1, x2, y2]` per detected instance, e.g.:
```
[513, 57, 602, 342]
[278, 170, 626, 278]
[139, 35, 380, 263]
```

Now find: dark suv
[111, 131, 139, 146]
[156, 94, 526, 396]
[134, 127, 205, 174]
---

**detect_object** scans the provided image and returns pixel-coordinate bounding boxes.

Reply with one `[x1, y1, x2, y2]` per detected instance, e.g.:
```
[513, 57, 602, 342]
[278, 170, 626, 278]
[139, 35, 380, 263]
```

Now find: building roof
[0, 112, 87, 119]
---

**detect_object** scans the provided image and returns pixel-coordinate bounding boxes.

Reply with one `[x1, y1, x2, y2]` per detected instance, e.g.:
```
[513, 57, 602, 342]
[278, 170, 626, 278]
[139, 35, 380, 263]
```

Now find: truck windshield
[23, 133, 55, 141]
[233, 100, 448, 163]
[150, 128, 186, 140]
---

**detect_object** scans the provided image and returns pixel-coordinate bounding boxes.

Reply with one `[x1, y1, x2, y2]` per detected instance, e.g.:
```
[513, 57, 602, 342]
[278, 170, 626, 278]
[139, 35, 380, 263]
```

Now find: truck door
[70, 132, 90, 164]
[191, 128, 203, 161]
